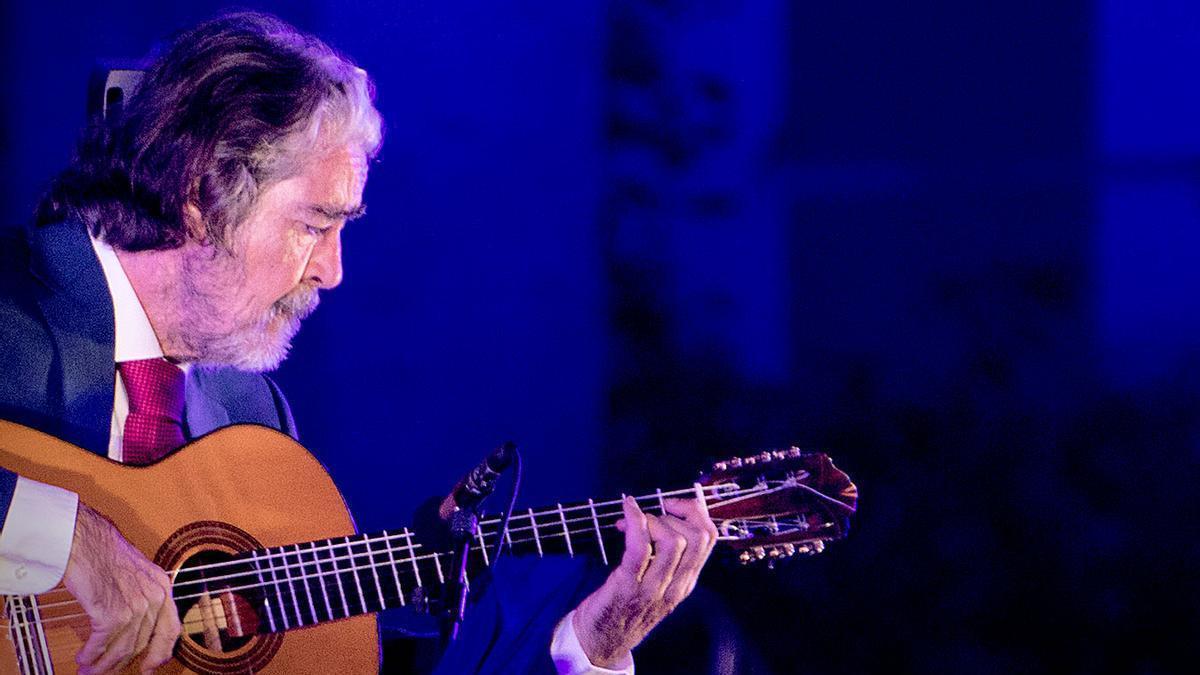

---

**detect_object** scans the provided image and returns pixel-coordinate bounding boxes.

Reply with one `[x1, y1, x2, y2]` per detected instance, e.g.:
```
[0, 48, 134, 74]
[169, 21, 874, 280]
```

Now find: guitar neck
[174, 486, 717, 636]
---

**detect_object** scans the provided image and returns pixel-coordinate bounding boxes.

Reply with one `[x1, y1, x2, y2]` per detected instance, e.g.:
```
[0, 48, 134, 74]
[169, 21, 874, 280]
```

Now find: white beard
[175, 247, 319, 372]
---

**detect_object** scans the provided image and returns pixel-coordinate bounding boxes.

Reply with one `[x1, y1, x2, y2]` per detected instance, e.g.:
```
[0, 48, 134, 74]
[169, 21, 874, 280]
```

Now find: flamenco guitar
[0, 420, 857, 674]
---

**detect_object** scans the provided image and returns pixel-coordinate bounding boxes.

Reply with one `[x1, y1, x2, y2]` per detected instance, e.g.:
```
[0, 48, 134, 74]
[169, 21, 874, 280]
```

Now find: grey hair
[36, 11, 383, 251]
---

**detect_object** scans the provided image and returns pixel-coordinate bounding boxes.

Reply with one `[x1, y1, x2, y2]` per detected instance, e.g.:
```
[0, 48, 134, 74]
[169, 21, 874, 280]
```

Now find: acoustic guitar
[0, 419, 857, 674]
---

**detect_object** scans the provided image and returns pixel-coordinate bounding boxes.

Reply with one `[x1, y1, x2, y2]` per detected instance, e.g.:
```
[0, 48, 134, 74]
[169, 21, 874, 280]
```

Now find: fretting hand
[64, 502, 182, 674]
[569, 491, 719, 668]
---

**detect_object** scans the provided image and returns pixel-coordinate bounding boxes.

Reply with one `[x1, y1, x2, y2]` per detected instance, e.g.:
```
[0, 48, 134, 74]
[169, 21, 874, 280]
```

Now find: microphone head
[486, 441, 517, 472]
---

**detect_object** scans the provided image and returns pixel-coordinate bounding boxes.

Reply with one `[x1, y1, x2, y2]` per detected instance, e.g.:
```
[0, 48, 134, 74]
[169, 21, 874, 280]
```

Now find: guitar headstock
[701, 448, 857, 567]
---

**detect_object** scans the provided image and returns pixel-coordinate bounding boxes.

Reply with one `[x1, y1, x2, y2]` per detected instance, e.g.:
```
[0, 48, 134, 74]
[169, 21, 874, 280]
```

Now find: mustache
[270, 285, 320, 322]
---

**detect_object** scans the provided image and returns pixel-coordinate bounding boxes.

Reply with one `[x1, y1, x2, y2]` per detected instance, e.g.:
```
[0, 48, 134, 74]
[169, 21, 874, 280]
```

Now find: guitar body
[0, 420, 379, 674]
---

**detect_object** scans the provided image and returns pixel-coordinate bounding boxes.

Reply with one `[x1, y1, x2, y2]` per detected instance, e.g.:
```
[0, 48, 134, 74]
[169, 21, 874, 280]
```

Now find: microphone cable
[487, 445, 522, 569]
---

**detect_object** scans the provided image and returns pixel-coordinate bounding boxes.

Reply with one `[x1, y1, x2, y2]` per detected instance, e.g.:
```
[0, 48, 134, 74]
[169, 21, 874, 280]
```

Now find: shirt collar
[89, 235, 167, 363]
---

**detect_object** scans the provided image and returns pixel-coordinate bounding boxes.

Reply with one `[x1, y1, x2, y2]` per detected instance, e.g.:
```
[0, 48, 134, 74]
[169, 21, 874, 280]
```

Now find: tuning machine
[712, 447, 806, 473]
[792, 540, 824, 556]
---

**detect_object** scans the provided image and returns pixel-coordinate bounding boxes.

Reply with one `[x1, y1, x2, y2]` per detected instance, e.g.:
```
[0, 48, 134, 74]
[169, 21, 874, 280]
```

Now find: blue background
[3, 1, 1197, 672]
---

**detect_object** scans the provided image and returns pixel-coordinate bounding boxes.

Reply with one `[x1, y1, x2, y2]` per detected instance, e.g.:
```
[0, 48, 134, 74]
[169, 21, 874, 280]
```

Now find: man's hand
[570, 490, 719, 668]
[64, 503, 181, 675]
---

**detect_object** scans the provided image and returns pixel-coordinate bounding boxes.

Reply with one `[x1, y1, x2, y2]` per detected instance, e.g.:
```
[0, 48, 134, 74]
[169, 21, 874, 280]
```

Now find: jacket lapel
[26, 221, 115, 456]
[184, 373, 232, 439]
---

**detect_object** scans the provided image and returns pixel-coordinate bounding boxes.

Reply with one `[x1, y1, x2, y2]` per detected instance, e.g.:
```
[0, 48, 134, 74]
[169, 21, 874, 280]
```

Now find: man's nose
[307, 229, 344, 289]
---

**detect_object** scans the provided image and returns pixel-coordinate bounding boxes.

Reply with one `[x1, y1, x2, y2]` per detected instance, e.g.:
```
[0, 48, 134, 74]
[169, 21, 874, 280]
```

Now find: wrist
[571, 602, 632, 670]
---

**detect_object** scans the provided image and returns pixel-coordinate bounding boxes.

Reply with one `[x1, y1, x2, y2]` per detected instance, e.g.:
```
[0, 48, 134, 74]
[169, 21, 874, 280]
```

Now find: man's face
[180, 143, 369, 371]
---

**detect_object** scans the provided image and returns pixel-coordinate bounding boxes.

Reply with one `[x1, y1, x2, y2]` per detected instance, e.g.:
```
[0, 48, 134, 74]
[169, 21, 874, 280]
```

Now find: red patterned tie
[117, 358, 186, 465]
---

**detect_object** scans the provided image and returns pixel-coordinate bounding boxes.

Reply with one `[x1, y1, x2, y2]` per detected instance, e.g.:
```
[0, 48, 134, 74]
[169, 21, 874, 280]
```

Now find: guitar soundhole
[156, 521, 283, 674]
[174, 549, 260, 652]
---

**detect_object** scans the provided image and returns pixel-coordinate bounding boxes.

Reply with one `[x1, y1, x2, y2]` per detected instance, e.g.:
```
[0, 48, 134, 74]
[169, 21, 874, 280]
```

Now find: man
[0, 12, 717, 675]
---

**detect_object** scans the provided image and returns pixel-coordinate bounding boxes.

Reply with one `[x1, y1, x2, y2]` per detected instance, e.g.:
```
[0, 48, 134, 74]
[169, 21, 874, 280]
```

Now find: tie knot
[117, 358, 185, 421]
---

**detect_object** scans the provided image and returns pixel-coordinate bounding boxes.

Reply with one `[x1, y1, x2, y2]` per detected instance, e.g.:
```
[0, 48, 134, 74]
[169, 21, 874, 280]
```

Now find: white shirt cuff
[0, 476, 79, 593]
[550, 609, 635, 675]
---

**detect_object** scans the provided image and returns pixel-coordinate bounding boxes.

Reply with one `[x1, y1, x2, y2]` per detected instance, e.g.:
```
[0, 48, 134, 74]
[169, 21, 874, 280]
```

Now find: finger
[639, 514, 686, 596]
[76, 624, 115, 668]
[141, 591, 182, 673]
[656, 515, 710, 606]
[111, 611, 156, 675]
[129, 600, 158, 661]
[85, 620, 139, 675]
[661, 496, 704, 520]
[617, 496, 651, 583]
[663, 487, 719, 557]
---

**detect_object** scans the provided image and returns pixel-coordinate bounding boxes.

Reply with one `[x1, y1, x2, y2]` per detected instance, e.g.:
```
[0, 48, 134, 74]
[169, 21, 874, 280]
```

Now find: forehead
[268, 145, 369, 212]
[299, 145, 368, 196]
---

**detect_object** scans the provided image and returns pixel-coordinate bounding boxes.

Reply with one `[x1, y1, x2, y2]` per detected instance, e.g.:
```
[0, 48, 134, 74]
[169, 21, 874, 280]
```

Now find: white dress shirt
[0, 237, 630, 673]
[0, 237, 158, 594]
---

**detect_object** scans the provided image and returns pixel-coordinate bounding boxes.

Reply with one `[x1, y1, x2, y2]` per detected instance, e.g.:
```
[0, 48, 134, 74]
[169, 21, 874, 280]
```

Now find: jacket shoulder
[190, 368, 298, 439]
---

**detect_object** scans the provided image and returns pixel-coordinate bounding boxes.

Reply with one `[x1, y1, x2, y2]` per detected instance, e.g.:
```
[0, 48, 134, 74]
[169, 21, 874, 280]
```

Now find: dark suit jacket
[0, 220, 595, 674]
[0, 219, 296, 529]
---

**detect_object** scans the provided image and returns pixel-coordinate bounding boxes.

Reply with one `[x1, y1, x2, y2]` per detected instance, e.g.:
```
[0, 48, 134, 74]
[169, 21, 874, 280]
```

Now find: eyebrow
[307, 203, 367, 221]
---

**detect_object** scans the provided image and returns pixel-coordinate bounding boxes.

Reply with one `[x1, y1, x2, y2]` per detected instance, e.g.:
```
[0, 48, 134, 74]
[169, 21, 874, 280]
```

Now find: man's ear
[183, 202, 210, 244]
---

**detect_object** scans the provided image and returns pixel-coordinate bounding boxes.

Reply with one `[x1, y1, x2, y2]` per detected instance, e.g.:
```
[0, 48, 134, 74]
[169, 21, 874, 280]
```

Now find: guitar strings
[18, 478, 845, 631]
[8, 483, 794, 633]
[6, 496, 807, 633]
[5, 483, 798, 633]
[10, 511, 818, 634]
[173, 482, 782, 591]
[171, 484, 737, 577]
[19, 483, 773, 613]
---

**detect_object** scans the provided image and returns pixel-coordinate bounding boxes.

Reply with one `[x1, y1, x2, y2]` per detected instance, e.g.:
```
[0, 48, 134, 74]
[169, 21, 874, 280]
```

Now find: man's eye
[302, 223, 328, 236]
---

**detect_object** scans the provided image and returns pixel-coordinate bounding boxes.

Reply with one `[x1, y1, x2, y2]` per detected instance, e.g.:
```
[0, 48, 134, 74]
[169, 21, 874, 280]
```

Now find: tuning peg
[729, 457, 743, 468]
[792, 540, 825, 556]
[738, 550, 753, 565]
[752, 546, 767, 561]
[759, 451, 773, 463]
[782, 543, 796, 557]
[787, 447, 802, 457]
[712, 461, 728, 471]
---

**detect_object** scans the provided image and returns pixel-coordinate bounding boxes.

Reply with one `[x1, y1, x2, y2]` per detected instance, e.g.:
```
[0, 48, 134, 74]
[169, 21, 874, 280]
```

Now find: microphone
[438, 441, 516, 520]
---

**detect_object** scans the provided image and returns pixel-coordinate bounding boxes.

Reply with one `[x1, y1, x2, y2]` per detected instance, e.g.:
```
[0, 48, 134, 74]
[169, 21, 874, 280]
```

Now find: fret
[382, 530, 406, 607]
[363, 534, 389, 611]
[5, 593, 51, 675]
[36, 605, 52, 675]
[25, 597, 45, 675]
[475, 523, 490, 567]
[8, 597, 33, 675]
[250, 549, 279, 633]
[294, 544, 319, 624]
[277, 545, 304, 628]
[268, 547, 292, 630]
[432, 550, 445, 584]
[403, 528, 423, 587]
[528, 508, 543, 557]
[656, 488, 666, 515]
[309, 541, 335, 620]
[326, 538, 351, 617]
[350, 535, 384, 614]
[504, 524, 514, 552]
[343, 536, 368, 615]
[588, 498, 608, 565]
[557, 503, 574, 557]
